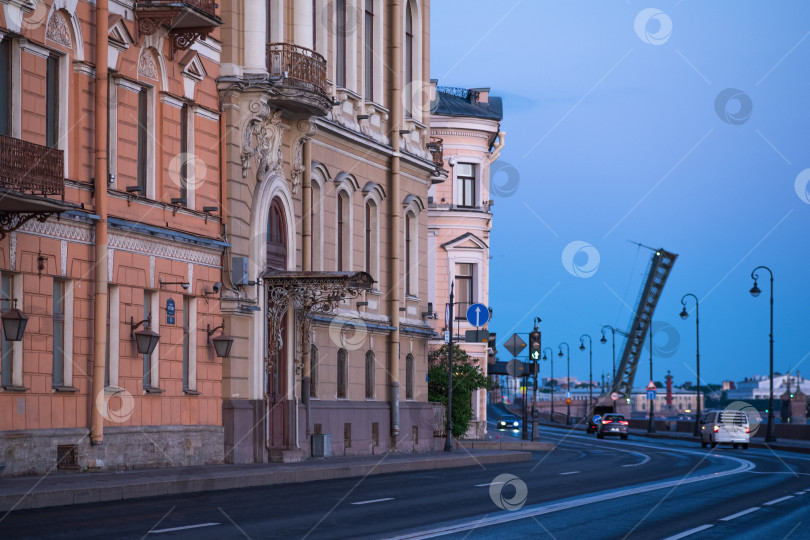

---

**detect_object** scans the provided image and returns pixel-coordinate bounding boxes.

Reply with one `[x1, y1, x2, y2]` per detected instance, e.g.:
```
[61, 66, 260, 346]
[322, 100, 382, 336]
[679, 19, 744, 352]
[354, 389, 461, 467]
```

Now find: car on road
[699, 410, 750, 449]
[587, 414, 601, 434]
[496, 415, 520, 430]
[596, 413, 629, 439]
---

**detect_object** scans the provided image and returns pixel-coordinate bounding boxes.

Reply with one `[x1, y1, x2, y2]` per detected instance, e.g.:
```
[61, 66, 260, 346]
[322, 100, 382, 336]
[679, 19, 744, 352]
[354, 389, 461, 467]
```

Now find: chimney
[470, 87, 490, 105]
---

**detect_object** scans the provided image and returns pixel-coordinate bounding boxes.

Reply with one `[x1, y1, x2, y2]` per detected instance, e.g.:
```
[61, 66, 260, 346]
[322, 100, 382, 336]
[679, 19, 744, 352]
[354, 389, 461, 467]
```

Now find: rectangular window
[336, 0, 346, 88]
[0, 275, 12, 387]
[337, 192, 345, 271]
[364, 0, 374, 99]
[0, 39, 11, 136]
[137, 88, 147, 193]
[455, 163, 476, 207]
[143, 290, 152, 389]
[337, 349, 347, 398]
[179, 104, 189, 205]
[405, 214, 412, 295]
[365, 203, 371, 274]
[53, 280, 65, 387]
[182, 296, 189, 390]
[455, 263, 474, 319]
[46, 55, 59, 148]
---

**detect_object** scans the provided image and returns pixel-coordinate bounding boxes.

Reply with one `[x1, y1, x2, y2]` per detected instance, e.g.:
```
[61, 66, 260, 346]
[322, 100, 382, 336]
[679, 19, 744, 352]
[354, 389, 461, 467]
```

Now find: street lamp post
[648, 323, 655, 434]
[559, 342, 570, 425]
[543, 347, 554, 422]
[579, 334, 593, 417]
[750, 266, 776, 443]
[679, 293, 701, 436]
[445, 282, 455, 452]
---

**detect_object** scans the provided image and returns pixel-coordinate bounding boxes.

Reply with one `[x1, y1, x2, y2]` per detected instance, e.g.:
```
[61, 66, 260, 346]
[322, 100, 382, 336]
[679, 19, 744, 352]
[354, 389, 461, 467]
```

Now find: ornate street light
[207, 320, 234, 358]
[680, 293, 701, 436]
[750, 266, 776, 442]
[559, 342, 570, 425]
[128, 315, 160, 356]
[1, 299, 28, 342]
[580, 334, 593, 417]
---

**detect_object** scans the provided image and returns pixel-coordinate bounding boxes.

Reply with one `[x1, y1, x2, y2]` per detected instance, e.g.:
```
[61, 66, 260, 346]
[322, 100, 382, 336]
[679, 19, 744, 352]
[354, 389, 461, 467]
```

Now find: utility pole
[444, 283, 454, 451]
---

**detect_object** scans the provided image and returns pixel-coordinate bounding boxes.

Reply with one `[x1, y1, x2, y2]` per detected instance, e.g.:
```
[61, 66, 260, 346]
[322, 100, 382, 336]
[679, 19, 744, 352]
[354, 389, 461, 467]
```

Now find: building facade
[727, 372, 810, 401]
[218, 0, 440, 463]
[0, 0, 226, 475]
[427, 85, 503, 439]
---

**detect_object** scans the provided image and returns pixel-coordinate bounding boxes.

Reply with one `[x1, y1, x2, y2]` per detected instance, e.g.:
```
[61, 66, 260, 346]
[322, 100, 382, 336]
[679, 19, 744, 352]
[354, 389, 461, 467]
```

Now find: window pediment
[441, 232, 488, 251]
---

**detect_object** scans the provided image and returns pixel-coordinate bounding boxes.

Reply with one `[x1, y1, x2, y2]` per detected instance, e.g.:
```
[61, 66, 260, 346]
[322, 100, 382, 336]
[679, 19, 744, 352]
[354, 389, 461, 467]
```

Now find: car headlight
[513, 421, 518, 426]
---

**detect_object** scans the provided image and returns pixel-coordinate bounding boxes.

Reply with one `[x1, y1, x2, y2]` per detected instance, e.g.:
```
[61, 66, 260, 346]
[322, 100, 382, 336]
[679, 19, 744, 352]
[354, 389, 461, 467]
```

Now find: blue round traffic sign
[465, 303, 490, 327]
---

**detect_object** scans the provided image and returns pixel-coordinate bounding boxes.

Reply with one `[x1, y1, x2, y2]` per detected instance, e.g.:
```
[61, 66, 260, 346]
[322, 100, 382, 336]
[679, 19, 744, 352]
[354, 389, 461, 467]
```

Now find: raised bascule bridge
[610, 247, 678, 403]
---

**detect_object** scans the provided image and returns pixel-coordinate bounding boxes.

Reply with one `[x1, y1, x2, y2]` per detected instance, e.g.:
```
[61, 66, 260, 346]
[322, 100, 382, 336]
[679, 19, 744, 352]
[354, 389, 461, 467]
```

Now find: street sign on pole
[445, 304, 451, 327]
[647, 381, 657, 391]
[647, 390, 657, 401]
[506, 359, 525, 377]
[466, 303, 490, 327]
[504, 333, 527, 358]
[611, 392, 620, 401]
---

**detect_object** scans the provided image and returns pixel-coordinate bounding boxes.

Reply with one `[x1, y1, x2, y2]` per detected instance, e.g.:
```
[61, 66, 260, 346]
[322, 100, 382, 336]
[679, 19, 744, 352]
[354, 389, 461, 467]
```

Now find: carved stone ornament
[46, 10, 72, 49]
[241, 105, 288, 182]
[138, 50, 159, 81]
[289, 120, 317, 195]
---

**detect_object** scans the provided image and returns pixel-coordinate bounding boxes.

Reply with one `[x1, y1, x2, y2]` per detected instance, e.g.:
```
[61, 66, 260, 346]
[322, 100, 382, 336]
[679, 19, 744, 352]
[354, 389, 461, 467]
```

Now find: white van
[699, 410, 750, 449]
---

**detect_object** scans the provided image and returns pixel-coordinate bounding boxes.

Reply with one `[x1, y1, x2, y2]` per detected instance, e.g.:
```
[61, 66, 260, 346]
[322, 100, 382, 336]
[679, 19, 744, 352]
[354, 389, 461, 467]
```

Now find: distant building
[629, 387, 702, 416]
[727, 372, 810, 400]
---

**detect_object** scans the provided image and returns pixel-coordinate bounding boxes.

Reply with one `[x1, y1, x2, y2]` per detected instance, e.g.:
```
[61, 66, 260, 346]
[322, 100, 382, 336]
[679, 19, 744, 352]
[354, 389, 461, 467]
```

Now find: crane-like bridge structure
[611, 247, 678, 399]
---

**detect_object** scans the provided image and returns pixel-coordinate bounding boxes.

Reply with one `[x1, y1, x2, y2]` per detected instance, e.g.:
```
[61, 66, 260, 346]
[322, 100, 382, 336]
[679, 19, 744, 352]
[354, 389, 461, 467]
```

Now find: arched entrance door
[267, 198, 287, 449]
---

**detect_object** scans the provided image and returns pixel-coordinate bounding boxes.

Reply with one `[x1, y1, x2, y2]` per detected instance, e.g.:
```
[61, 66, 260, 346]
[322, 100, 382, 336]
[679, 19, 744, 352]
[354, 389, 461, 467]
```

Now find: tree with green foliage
[428, 344, 490, 439]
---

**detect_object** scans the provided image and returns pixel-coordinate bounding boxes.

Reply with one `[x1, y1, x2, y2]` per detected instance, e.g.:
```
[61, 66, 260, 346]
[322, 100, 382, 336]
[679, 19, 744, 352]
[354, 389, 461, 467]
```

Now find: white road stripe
[662, 524, 713, 540]
[559, 471, 580, 475]
[352, 497, 394, 505]
[795, 491, 807, 495]
[475, 481, 504, 487]
[764, 495, 794, 506]
[150, 523, 220, 534]
[719, 507, 760, 521]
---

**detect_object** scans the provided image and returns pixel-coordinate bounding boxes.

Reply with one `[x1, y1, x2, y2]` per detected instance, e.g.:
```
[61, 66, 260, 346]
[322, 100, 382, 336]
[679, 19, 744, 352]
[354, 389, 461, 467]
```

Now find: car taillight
[745, 427, 750, 433]
[619, 421, 628, 425]
[602, 420, 612, 424]
[713, 425, 719, 433]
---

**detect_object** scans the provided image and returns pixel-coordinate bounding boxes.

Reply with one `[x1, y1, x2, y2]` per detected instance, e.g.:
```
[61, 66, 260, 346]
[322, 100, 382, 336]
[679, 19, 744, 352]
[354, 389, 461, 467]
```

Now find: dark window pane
[0, 40, 10, 136]
[46, 56, 59, 148]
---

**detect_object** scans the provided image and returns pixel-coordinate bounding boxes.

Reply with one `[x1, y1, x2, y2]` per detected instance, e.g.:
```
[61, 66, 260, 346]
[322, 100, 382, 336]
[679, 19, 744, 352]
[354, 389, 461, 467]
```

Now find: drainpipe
[388, 0, 403, 444]
[90, 0, 110, 445]
[301, 139, 312, 435]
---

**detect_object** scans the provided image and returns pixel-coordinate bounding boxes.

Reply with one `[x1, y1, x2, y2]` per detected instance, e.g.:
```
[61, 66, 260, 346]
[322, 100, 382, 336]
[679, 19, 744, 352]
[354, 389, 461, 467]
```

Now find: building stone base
[223, 399, 265, 464]
[0, 425, 224, 477]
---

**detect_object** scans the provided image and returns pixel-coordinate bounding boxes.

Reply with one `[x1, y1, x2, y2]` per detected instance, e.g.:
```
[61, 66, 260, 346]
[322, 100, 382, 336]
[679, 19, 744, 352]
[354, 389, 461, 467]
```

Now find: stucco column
[244, 0, 267, 76]
[388, 0, 403, 442]
[301, 138, 312, 435]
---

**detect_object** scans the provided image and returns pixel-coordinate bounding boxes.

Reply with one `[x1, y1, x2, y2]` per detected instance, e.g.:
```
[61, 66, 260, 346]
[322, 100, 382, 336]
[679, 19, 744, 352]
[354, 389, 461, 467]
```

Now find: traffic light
[529, 330, 541, 360]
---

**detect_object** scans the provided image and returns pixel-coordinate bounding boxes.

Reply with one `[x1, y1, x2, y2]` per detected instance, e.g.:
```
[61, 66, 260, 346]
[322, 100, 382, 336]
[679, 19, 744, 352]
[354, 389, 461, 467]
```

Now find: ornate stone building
[428, 84, 504, 439]
[0, 0, 225, 474]
[218, 1, 440, 462]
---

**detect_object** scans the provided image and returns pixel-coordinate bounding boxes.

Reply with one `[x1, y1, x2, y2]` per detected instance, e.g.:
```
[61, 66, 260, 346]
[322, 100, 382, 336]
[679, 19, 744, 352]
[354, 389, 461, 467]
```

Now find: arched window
[337, 348, 348, 398]
[311, 178, 322, 270]
[336, 0, 346, 88]
[406, 353, 415, 399]
[310, 344, 319, 398]
[337, 191, 348, 271]
[365, 350, 375, 399]
[364, 0, 374, 99]
[267, 198, 287, 270]
[404, 1, 413, 117]
[365, 200, 377, 275]
[405, 212, 415, 295]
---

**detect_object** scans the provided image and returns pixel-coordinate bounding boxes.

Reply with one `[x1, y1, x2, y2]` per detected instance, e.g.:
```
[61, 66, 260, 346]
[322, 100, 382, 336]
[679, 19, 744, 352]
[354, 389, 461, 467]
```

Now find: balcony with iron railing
[0, 134, 68, 237]
[426, 137, 444, 168]
[266, 43, 331, 116]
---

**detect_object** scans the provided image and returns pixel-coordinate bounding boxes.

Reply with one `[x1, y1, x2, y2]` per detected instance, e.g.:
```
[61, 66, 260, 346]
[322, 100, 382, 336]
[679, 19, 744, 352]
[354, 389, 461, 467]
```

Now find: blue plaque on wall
[166, 298, 176, 325]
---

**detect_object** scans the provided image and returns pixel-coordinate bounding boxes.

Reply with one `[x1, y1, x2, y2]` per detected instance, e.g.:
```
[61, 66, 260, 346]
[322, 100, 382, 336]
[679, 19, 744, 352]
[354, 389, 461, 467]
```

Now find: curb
[0, 451, 531, 513]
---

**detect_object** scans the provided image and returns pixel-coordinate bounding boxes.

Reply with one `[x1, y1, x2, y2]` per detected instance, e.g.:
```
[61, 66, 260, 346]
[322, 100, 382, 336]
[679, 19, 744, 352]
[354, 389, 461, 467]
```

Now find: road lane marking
[475, 481, 504, 487]
[352, 498, 394, 505]
[541, 434, 651, 467]
[795, 491, 806, 495]
[150, 523, 220, 534]
[662, 524, 713, 540]
[719, 507, 760, 521]
[387, 453, 755, 539]
[764, 495, 794, 506]
[559, 471, 580, 475]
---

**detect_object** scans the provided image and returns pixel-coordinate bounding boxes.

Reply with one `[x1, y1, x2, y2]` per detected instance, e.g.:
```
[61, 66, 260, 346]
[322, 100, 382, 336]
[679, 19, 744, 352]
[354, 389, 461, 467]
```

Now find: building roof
[432, 87, 503, 121]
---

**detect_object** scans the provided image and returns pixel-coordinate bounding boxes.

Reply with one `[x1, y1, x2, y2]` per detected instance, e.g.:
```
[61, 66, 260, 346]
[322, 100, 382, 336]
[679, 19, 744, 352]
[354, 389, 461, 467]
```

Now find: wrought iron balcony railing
[427, 137, 444, 168]
[0, 134, 64, 198]
[135, 0, 217, 18]
[266, 43, 328, 98]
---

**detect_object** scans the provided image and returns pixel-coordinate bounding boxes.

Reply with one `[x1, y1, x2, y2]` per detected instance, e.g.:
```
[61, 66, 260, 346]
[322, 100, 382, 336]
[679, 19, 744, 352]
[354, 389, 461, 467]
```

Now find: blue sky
[430, 2, 810, 386]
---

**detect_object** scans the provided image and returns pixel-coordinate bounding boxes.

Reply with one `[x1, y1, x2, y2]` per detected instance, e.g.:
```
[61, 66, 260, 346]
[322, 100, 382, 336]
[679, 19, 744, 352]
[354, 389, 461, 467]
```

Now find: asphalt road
[1, 418, 808, 539]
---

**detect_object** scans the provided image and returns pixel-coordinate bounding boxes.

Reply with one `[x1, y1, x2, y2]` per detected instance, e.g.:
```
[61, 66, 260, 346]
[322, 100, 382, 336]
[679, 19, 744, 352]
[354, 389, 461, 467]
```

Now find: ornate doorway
[266, 198, 287, 449]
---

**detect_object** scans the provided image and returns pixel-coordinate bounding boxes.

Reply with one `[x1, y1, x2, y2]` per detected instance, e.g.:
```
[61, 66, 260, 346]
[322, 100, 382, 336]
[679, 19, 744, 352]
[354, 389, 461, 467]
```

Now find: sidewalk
[0, 448, 531, 513]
